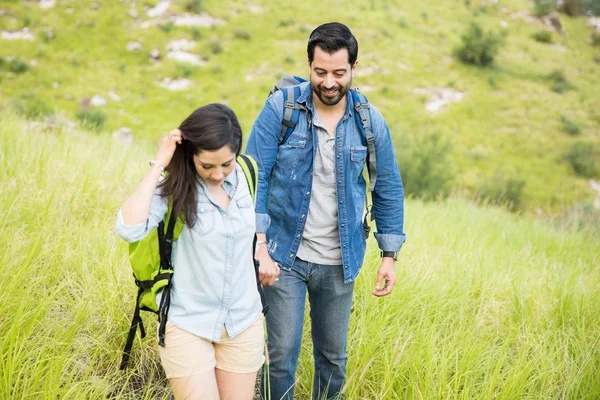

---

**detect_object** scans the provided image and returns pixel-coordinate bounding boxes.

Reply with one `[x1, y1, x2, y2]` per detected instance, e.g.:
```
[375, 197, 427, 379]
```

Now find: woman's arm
[121, 129, 182, 225]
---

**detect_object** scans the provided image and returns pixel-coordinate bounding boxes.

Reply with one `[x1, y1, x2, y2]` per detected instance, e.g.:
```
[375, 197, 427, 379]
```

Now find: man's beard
[313, 79, 352, 106]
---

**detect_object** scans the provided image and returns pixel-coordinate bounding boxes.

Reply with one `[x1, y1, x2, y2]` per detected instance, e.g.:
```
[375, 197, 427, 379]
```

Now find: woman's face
[193, 146, 236, 187]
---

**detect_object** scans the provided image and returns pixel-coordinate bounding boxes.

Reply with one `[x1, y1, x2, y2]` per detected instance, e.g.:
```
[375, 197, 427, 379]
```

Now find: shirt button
[289, 253, 294, 257]
[296, 234, 300, 238]
[306, 191, 310, 195]
[301, 214, 305, 218]
[338, 180, 342, 184]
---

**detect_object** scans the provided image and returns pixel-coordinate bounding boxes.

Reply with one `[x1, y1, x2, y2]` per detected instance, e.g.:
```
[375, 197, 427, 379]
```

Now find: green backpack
[120, 154, 266, 369]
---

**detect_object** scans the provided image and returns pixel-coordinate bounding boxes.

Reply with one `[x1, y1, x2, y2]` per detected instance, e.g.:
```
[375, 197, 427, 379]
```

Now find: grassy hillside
[1, 0, 599, 211]
[1, 116, 598, 398]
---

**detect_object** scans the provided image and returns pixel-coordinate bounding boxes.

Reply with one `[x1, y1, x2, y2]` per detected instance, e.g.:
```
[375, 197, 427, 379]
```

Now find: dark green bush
[184, 0, 203, 13]
[13, 93, 53, 120]
[565, 142, 598, 177]
[76, 109, 107, 132]
[533, 0, 557, 16]
[159, 21, 174, 33]
[454, 22, 505, 66]
[476, 171, 526, 211]
[9, 58, 29, 74]
[592, 32, 600, 47]
[233, 29, 252, 40]
[395, 131, 455, 201]
[190, 27, 202, 40]
[174, 63, 193, 78]
[584, 0, 600, 15]
[209, 39, 223, 55]
[546, 69, 574, 93]
[532, 30, 553, 43]
[561, 0, 583, 16]
[560, 115, 582, 135]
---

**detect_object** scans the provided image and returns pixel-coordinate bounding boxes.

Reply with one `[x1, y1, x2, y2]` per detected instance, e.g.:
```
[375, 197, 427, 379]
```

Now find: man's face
[309, 46, 356, 107]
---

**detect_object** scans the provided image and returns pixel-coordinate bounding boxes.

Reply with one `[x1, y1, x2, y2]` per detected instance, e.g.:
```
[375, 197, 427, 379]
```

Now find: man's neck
[312, 93, 347, 120]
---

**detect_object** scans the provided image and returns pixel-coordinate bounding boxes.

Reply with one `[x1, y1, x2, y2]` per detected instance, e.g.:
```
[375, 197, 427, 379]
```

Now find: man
[246, 22, 406, 400]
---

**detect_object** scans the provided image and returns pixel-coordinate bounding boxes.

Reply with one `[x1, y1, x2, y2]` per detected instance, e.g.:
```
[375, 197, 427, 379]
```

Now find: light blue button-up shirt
[116, 163, 262, 341]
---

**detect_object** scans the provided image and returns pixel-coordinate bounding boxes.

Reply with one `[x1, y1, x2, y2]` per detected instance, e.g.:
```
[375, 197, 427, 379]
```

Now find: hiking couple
[116, 22, 406, 400]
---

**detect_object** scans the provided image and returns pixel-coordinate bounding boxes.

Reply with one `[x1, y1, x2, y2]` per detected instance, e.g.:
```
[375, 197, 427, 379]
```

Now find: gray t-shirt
[296, 110, 342, 265]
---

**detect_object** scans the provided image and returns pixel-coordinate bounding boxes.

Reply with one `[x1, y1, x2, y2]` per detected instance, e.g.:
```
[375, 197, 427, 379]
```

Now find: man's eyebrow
[314, 67, 348, 73]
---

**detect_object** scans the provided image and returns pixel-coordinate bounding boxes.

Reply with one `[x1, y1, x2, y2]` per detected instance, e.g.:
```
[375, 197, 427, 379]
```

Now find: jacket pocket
[276, 138, 307, 168]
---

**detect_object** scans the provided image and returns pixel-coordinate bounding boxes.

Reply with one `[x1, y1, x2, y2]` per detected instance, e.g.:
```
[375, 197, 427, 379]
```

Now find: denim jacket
[246, 82, 406, 283]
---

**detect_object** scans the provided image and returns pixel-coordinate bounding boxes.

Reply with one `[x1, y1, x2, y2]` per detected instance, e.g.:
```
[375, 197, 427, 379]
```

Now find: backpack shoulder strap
[280, 86, 309, 145]
[351, 89, 377, 192]
[236, 154, 258, 200]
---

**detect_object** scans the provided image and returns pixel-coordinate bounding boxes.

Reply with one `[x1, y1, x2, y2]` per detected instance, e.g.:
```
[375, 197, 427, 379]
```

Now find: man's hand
[254, 238, 280, 286]
[372, 257, 396, 297]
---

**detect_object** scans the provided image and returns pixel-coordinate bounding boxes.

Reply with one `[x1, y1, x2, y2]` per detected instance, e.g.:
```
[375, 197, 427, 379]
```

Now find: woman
[116, 104, 271, 400]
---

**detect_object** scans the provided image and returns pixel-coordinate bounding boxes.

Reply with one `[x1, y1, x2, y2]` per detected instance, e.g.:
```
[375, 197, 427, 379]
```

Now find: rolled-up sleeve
[115, 190, 169, 243]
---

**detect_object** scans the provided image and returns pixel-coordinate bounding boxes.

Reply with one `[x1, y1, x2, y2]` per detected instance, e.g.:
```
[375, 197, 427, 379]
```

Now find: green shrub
[560, 115, 582, 135]
[159, 21, 174, 33]
[565, 141, 598, 177]
[584, 0, 600, 15]
[533, 0, 557, 16]
[395, 131, 455, 201]
[476, 171, 526, 211]
[592, 32, 600, 47]
[184, 0, 203, 13]
[454, 22, 505, 66]
[532, 30, 553, 43]
[233, 28, 252, 41]
[546, 69, 574, 93]
[76, 109, 107, 132]
[278, 18, 295, 27]
[209, 39, 223, 55]
[9, 58, 29, 74]
[174, 63, 193, 78]
[561, 0, 583, 16]
[190, 27, 202, 40]
[13, 93, 53, 120]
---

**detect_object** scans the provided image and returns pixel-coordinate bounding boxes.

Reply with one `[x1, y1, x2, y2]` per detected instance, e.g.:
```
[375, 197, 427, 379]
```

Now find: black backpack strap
[120, 286, 147, 370]
[237, 154, 269, 315]
[157, 213, 177, 347]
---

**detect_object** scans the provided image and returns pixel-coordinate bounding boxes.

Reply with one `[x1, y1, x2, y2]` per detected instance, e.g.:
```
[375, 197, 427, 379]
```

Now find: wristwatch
[380, 251, 397, 261]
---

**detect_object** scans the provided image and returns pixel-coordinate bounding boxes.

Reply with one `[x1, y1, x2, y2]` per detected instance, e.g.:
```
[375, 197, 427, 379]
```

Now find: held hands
[155, 129, 183, 169]
[372, 257, 397, 297]
[255, 244, 280, 286]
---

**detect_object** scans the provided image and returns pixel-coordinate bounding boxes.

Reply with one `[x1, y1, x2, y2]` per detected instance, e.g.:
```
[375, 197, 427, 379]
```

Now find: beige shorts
[158, 315, 265, 378]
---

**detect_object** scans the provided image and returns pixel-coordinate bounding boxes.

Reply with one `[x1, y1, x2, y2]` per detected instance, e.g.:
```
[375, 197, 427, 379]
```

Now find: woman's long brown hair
[159, 103, 242, 227]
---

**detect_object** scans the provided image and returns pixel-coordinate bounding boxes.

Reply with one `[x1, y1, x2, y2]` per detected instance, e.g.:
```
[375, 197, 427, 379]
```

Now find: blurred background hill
[1, 0, 599, 214]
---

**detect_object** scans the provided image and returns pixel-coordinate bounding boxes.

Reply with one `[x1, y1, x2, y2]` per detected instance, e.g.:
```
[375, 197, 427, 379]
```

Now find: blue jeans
[261, 258, 355, 400]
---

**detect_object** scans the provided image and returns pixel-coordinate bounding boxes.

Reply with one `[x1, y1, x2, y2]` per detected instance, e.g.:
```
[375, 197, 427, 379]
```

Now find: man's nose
[324, 74, 335, 88]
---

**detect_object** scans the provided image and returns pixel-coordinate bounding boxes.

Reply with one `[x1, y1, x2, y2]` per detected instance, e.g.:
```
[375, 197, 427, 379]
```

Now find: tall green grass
[1, 117, 598, 399]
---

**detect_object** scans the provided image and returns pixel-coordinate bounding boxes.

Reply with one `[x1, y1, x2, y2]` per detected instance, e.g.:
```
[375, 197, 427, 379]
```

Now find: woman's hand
[156, 129, 183, 169]
[255, 242, 280, 286]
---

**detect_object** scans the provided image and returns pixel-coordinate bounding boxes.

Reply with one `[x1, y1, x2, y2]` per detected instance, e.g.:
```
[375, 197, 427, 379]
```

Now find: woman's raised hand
[156, 129, 183, 169]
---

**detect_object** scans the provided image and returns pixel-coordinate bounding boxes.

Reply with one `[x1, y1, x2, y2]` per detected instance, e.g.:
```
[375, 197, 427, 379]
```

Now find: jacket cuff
[374, 232, 406, 253]
[255, 213, 271, 233]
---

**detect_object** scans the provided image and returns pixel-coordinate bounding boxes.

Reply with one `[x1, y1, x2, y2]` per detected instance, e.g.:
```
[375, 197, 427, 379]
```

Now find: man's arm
[246, 95, 285, 285]
[368, 106, 406, 297]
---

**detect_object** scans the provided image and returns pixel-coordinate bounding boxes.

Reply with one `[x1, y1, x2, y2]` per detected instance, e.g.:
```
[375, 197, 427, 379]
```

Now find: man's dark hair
[307, 22, 358, 66]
